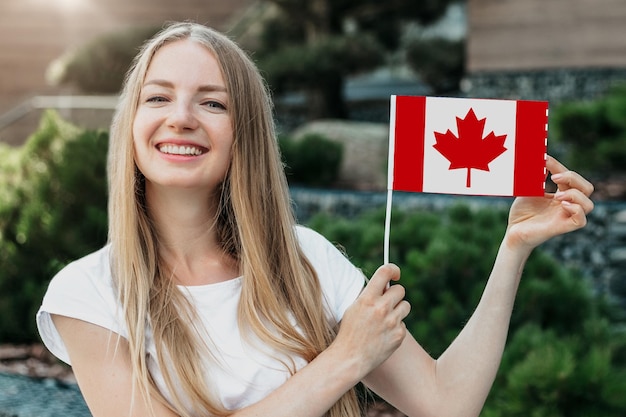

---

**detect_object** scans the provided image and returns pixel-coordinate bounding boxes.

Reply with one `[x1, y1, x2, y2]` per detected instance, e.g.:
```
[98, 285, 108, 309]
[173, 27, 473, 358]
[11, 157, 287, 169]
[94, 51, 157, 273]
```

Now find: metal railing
[0, 95, 118, 132]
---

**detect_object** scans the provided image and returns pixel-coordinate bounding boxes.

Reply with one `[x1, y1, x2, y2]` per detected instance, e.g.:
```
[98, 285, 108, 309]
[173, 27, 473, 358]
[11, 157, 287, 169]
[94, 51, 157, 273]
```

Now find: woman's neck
[144, 183, 239, 285]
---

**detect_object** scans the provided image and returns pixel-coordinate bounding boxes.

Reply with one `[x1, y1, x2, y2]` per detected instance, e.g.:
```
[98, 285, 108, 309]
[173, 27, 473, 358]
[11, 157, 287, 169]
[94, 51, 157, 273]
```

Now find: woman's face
[133, 39, 234, 193]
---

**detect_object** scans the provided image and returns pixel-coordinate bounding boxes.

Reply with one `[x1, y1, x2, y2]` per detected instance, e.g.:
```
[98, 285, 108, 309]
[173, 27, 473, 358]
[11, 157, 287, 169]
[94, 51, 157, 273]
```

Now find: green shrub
[551, 84, 626, 173]
[0, 111, 108, 342]
[280, 133, 343, 187]
[484, 321, 626, 417]
[307, 203, 626, 416]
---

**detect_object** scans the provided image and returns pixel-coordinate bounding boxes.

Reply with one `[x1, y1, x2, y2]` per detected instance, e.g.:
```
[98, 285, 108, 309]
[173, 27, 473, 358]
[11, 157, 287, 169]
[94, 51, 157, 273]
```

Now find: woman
[37, 22, 594, 417]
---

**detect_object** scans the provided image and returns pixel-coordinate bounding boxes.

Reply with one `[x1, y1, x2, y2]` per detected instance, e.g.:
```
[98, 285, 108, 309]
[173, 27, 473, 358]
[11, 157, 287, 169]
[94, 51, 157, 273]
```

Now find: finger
[546, 156, 594, 196]
[364, 264, 401, 296]
[383, 283, 407, 309]
[552, 172, 595, 196]
[559, 200, 588, 229]
[396, 299, 411, 322]
[545, 155, 569, 176]
[551, 172, 594, 197]
[554, 189, 595, 214]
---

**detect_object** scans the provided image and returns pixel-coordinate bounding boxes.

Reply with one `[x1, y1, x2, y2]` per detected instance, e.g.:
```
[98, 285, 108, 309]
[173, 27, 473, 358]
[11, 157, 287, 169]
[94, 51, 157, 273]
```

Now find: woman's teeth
[159, 144, 203, 156]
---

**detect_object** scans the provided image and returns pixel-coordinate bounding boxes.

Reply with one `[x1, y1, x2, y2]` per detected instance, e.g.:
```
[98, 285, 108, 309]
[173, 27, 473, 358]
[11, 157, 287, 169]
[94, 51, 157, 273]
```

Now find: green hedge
[280, 133, 343, 187]
[551, 84, 626, 174]
[308, 205, 626, 416]
[0, 112, 108, 342]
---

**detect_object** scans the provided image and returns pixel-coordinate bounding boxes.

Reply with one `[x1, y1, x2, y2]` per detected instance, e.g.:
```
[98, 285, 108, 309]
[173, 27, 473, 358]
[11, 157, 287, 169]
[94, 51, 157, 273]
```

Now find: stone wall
[463, 67, 626, 104]
[290, 188, 626, 307]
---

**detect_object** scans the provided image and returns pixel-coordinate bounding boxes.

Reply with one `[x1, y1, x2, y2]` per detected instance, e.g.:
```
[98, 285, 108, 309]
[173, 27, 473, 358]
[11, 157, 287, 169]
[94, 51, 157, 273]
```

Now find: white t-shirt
[36, 226, 365, 412]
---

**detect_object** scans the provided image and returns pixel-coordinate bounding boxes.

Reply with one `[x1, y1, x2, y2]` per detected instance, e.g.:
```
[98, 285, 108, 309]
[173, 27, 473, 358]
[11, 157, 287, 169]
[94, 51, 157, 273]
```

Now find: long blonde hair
[107, 22, 362, 416]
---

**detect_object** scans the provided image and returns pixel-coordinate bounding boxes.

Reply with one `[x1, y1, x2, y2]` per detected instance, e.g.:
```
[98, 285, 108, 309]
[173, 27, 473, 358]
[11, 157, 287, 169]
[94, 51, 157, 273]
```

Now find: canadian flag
[388, 96, 549, 197]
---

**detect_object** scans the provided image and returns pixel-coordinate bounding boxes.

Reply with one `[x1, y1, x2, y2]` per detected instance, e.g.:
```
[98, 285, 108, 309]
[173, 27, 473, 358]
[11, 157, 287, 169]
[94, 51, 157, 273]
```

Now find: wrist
[503, 225, 538, 256]
[500, 230, 534, 266]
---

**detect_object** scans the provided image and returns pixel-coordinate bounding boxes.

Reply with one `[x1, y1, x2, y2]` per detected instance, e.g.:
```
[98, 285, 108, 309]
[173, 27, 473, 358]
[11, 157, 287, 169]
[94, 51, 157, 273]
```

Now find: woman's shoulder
[294, 224, 336, 251]
[50, 244, 114, 290]
[37, 244, 124, 364]
[294, 225, 365, 323]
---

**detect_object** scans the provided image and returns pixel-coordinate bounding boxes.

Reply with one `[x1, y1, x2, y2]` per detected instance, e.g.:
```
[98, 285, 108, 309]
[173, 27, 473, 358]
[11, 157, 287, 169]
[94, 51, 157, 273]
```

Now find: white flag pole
[383, 188, 393, 265]
[384, 95, 397, 265]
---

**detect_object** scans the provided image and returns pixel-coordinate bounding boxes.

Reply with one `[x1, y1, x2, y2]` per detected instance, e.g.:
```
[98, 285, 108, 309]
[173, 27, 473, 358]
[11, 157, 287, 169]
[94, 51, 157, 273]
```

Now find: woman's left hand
[505, 155, 595, 252]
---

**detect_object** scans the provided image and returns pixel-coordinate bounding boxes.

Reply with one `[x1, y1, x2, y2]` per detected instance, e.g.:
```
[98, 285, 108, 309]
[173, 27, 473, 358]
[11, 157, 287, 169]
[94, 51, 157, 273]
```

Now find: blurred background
[1, 0, 626, 416]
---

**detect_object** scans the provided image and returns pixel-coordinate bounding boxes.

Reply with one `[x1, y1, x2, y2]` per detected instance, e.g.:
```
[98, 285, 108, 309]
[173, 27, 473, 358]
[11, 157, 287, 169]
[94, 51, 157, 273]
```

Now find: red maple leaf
[433, 108, 507, 188]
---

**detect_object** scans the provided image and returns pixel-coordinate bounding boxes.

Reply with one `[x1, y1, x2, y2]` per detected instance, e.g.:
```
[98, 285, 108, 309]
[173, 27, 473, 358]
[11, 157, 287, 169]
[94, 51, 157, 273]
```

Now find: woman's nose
[166, 102, 199, 131]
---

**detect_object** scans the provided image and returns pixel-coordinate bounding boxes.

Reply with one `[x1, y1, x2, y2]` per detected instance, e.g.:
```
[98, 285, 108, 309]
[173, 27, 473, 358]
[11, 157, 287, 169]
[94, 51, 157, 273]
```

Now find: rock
[0, 344, 75, 384]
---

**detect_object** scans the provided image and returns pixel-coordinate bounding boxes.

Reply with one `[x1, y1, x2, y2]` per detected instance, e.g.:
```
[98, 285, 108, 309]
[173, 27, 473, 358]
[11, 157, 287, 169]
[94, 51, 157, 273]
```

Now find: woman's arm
[363, 241, 529, 417]
[363, 156, 594, 417]
[52, 264, 410, 417]
[52, 315, 179, 417]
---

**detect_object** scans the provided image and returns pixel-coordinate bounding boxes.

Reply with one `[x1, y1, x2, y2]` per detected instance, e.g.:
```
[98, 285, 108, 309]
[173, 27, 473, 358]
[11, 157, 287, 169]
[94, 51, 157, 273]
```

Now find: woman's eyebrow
[143, 79, 227, 92]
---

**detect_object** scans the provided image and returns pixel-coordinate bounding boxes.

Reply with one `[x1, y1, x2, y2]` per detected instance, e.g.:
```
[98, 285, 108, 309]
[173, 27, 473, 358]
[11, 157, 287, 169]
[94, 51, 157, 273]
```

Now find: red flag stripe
[392, 95, 426, 192]
[513, 101, 549, 196]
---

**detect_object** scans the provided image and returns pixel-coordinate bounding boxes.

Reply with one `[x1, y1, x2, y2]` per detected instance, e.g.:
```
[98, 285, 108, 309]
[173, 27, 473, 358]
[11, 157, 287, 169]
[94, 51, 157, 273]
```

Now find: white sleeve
[36, 247, 125, 365]
[295, 226, 366, 325]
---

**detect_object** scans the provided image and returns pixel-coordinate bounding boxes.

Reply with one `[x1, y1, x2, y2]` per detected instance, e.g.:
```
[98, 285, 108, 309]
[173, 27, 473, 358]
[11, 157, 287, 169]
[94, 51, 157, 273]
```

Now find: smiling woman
[35, 21, 594, 417]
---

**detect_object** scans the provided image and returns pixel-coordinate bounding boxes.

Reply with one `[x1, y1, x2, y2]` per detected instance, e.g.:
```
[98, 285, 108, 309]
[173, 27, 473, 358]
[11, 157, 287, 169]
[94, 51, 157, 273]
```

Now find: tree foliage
[255, 0, 457, 118]
[308, 204, 626, 416]
[406, 36, 465, 94]
[551, 84, 626, 174]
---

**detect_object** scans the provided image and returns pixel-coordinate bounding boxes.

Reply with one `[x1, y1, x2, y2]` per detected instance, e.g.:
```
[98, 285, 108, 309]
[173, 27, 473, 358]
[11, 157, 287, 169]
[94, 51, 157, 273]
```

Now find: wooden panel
[467, 0, 626, 72]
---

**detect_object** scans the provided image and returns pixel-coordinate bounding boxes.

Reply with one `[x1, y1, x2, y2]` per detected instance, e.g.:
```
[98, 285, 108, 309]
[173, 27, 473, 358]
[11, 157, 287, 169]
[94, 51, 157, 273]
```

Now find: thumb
[363, 264, 401, 296]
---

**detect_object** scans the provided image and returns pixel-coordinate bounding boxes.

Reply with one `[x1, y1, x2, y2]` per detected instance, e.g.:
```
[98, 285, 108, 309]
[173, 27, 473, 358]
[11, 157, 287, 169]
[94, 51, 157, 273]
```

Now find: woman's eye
[146, 96, 169, 103]
[203, 100, 226, 110]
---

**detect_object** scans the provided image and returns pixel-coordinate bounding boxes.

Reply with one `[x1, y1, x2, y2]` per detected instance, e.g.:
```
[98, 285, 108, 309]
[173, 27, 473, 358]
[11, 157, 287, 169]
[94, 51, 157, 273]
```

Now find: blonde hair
[107, 22, 362, 416]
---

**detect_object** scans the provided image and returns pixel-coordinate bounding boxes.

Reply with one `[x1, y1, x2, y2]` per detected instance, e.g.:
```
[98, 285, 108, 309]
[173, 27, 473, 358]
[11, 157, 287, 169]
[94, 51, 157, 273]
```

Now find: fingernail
[551, 173, 563, 181]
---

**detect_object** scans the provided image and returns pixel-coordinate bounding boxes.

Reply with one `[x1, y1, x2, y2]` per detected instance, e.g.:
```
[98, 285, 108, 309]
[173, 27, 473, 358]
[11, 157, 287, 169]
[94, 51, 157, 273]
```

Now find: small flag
[388, 96, 549, 197]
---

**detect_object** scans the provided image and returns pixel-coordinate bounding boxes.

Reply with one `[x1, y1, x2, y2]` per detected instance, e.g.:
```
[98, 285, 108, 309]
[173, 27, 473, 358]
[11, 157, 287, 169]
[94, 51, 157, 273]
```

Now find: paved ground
[0, 372, 89, 417]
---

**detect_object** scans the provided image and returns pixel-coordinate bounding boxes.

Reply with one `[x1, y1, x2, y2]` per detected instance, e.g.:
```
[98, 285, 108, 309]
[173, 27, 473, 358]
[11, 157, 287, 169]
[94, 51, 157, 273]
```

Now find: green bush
[307, 203, 626, 416]
[280, 133, 343, 187]
[551, 84, 626, 173]
[0, 111, 108, 342]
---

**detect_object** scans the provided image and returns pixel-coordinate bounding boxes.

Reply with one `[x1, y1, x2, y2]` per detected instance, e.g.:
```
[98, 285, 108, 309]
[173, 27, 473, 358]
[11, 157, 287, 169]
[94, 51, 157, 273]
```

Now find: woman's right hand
[330, 264, 411, 378]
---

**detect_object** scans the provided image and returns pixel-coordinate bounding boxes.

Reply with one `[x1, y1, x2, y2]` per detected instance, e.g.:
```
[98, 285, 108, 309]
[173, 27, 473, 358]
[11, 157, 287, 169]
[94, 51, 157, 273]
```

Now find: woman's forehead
[143, 39, 226, 88]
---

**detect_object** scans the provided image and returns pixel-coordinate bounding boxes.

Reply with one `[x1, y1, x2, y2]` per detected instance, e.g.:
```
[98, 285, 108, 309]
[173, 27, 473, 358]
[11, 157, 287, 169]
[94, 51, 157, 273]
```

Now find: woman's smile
[155, 139, 210, 162]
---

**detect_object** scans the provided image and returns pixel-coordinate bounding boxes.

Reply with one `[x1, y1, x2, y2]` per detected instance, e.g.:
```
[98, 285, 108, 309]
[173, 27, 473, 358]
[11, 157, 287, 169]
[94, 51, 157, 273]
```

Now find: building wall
[0, 0, 254, 144]
[467, 0, 626, 72]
